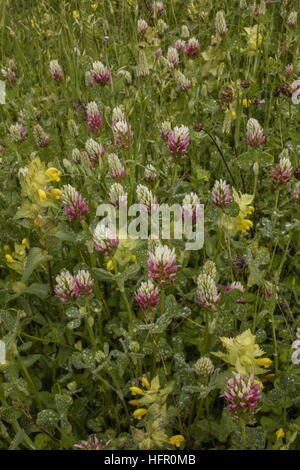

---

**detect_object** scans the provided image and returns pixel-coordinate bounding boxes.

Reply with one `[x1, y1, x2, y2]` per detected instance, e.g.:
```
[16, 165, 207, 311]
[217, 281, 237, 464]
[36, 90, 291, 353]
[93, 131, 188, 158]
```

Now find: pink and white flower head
[182, 192, 202, 223]
[174, 70, 191, 92]
[174, 39, 186, 52]
[211, 179, 232, 206]
[107, 153, 125, 179]
[246, 118, 265, 147]
[90, 61, 111, 86]
[215, 10, 228, 36]
[50, 60, 63, 81]
[160, 121, 172, 140]
[74, 435, 105, 450]
[286, 11, 297, 27]
[167, 125, 190, 156]
[54, 270, 77, 302]
[86, 101, 103, 134]
[157, 19, 169, 34]
[221, 372, 261, 422]
[135, 280, 160, 311]
[1, 59, 17, 83]
[224, 281, 246, 304]
[167, 47, 179, 68]
[85, 138, 105, 164]
[136, 184, 158, 213]
[112, 106, 126, 125]
[291, 328, 300, 365]
[151, 1, 164, 16]
[93, 224, 119, 255]
[137, 50, 150, 77]
[271, 157, 292, 184]
[74, 270, 93, 298]
[184, 37, 200, 57]
[33, 124, 50, 148]
[112, 119, 134, 147]
[61, 184, 89, 221]
[292, 182, 300, 203]
[9, 123, 27, 142]
[144, 164, 157, 182]
[138, 19, 148, 35]
[196, 273, 221, 310]
[284, 64, 293, 79]
[109, 183, 127, 208]
[148, 244, 178, 284]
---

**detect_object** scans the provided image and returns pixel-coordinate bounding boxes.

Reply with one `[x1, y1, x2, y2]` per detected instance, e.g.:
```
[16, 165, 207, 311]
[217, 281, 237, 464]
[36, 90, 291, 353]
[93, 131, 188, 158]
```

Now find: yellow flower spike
[133, 408, 148, 420]
[72, 10, 80, 19]
[44, 167, 62, 182]
[37, 189, 47, 202]
[140, 376, 150, 389]
[106, 260, 114, 271]
[256, 358, 272, 368]
[49, 188, 62, 199]
[130, 255, 137, 264]
[129, 386, 145, 396]
[276, 429, 285, 440]
[5, 254, 14, 263]
[168, 435, 185, 448]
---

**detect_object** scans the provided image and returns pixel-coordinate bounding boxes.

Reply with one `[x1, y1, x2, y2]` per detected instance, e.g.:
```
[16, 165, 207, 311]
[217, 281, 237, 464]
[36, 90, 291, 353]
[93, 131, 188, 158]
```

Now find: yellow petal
[168, 435, 185, 448]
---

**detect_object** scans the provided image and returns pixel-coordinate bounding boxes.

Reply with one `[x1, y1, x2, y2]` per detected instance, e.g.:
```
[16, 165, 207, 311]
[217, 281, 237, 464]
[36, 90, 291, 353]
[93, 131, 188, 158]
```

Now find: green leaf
[22, 248, 51, 282]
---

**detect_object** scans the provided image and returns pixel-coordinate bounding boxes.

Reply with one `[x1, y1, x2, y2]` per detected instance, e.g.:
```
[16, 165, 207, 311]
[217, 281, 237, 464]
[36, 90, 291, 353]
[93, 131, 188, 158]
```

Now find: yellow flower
[168, 435, 185, 448]
[242, 98, 252, 108]
[5, 254, 14, 263]
[72, 10, 80, 19]
[37, 189, 47, 202]
[231, 111, 237, 120]
[128, 400, 140, 406]
[129, 386, 145, 396]
[45, 167, 62, 182]
[212, 329, 269, 375]
[276, 428, 285, 440]
[140, 376, 150, 389]
[133, 408, 148, 420]
[106, 260, 114, 271]
[235, 216, 253, 233]
[256, 358, 272, 368]
[130, 255, 137, 264]
[21, 238, 29, 248]
[91, 3, 98, 9]
[3, 245, 10, 252]
[49, 188, 62, 199]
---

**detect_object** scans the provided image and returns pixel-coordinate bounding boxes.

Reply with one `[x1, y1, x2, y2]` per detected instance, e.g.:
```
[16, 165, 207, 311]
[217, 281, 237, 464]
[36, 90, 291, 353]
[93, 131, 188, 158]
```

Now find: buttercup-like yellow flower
[91, 3, 98, 9]
[45, 167, 62, 182]
[129, 386, 145, 396]
[276, 428, 285, 440]
[168, 435, 185, 448]
[5, 254, 14, 263]
[133, 408, 148, 420]
[72, 10, 80, 19]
